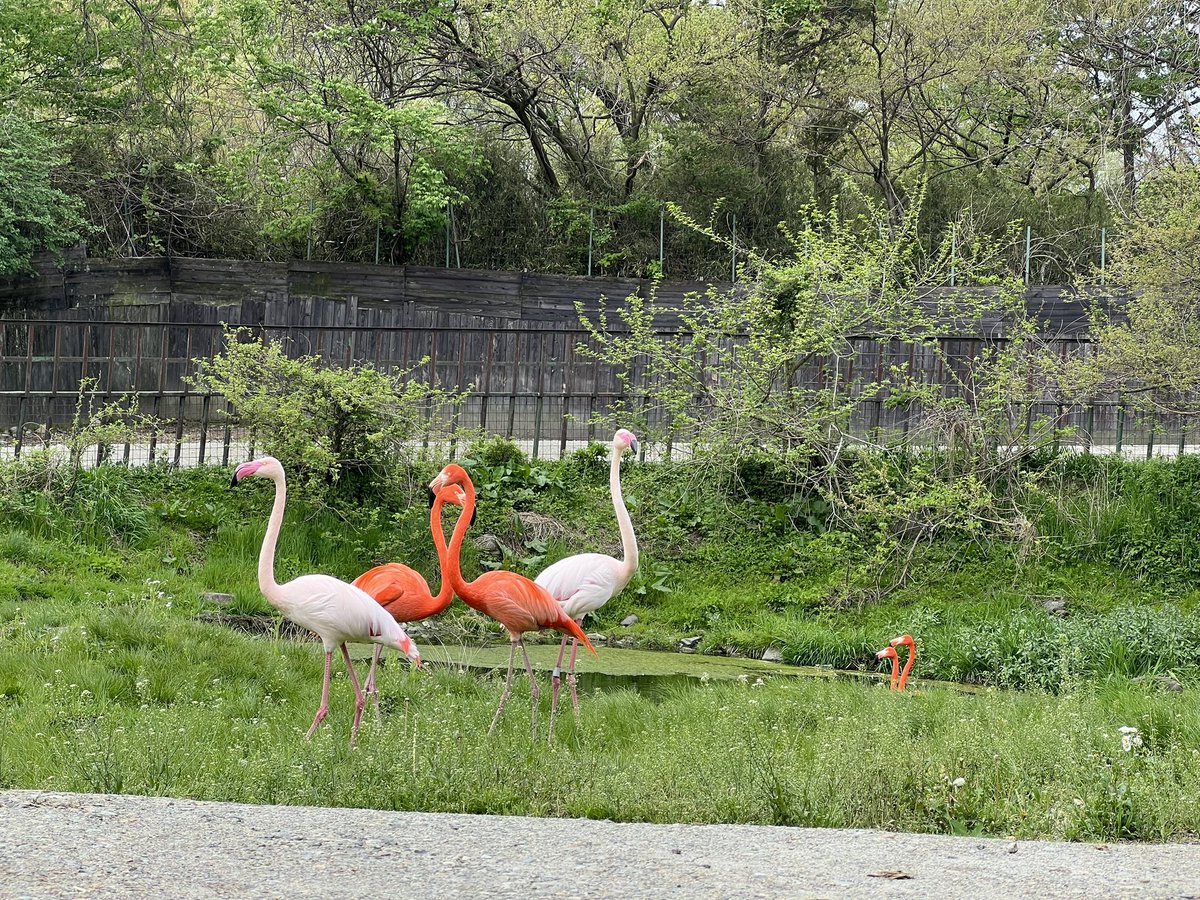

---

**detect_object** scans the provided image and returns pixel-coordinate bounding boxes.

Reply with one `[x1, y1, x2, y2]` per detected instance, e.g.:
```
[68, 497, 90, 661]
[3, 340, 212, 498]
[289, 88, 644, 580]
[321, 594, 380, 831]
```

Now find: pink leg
[305, 650, 333, 739]
[519, 638, 540, 741]
[548, 633, 570, 736]
[341, 644, 366, 747]
[487, 641, 518, 736]
[567, 619, 583, 716]
[364, 645, 383, 723]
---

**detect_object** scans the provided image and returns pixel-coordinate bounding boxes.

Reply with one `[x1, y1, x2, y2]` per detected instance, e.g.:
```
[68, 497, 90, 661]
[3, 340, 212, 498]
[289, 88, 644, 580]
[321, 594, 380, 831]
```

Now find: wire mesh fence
[0, 317, 1194, 468]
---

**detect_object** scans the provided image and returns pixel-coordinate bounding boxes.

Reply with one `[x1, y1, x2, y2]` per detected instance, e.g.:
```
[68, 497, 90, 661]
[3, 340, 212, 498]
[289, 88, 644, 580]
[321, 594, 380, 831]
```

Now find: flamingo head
[426, 483, 468, 509]
[230, 456, 283, 487]
[890, 634, 915, 651]
[395, 631, 421, 667]
[429, 463, 471, 495]
[614, 428, 640, 457]
[876, 646, 898, 663]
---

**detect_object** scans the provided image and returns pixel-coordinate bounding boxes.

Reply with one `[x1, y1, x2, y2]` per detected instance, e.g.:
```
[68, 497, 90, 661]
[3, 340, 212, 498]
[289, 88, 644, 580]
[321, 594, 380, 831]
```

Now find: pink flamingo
[352, 483, 467, 709]
[536, 429, 639, 731]
[430, 463, 597, 739]
[876, 646, 900, 690]
[890, 634, 916, 690]
[231, 457, 421, 745]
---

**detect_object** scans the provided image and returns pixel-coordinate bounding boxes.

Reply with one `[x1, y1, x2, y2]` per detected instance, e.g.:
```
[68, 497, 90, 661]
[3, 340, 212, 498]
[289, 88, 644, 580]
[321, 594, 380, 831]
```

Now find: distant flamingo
[231, 457, 421, 746]
[352, 483, 467, 709]
[890, 634, 916, 690]
[536, 429, 639, 731]
[430, 463, 597, 738]
[876, 646, 900, 690]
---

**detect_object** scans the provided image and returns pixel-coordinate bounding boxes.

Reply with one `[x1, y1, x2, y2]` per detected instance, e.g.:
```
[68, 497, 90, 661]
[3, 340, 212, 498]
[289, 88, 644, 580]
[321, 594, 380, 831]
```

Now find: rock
[620, 614, 639, 627]
[586, 633, 606, 645]
[1134, 674, 1184, 693]
[679, 635, 702, 650]
[1007, 842, 1018, 854]
[200, 592, 235, 606]
[761, 647, 783, 662]
[1041, 598, 1067, 616]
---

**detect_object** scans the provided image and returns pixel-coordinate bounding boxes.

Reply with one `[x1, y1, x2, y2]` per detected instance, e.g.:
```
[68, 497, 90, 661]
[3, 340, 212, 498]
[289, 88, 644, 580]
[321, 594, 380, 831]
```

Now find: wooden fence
[0, 253, 1189, 464]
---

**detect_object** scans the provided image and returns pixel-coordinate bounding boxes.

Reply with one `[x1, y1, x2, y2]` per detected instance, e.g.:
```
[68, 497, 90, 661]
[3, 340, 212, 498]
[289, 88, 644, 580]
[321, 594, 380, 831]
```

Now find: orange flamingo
[352, 483, 468, 709]
[875, 646, 900, 690]
[890, 634, 916, 690]
[430, 463, 597, 738]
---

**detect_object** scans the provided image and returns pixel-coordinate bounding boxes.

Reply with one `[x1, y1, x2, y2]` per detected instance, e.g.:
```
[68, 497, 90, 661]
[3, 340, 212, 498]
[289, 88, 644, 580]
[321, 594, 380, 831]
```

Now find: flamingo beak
[630, 438, 640, 456]
[426, 486, 436, 508]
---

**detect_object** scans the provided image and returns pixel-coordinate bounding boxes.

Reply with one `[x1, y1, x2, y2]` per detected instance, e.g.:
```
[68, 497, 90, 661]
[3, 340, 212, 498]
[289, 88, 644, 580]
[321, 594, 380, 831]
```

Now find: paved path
[1, 790, 1196, 899]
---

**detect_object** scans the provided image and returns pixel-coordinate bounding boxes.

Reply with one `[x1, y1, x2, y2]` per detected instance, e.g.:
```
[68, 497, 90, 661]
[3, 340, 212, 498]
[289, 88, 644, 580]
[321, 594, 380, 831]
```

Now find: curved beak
[630, 438, 640, 457]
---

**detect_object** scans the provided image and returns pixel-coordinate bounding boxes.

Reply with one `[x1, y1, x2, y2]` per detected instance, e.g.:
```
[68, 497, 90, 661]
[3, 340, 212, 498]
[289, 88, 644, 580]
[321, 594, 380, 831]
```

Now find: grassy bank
[1, 450, 1199, 839]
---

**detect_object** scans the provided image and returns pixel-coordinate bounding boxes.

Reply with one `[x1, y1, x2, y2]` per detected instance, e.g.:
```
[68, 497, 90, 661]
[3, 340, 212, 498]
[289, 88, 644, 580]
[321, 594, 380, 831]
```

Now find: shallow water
[415, 644, 984, 697]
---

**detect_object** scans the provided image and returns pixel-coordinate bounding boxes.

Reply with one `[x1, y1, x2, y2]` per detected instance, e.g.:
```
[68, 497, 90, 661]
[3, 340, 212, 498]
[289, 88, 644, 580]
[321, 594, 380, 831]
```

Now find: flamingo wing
[535, 553, 625, 620]
[469, 571, 597, 654]
[353, 563, 436, 622]
[278, 574, 412, 652]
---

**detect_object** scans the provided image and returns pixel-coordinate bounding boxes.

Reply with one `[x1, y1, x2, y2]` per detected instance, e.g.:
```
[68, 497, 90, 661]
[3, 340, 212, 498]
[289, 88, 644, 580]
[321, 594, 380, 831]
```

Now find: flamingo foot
[305, 704, 329, 740]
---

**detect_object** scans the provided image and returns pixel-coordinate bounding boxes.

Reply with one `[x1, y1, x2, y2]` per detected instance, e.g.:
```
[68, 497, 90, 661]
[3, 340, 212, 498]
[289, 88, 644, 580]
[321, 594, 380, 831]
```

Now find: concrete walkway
[1, 790, 1197, 899]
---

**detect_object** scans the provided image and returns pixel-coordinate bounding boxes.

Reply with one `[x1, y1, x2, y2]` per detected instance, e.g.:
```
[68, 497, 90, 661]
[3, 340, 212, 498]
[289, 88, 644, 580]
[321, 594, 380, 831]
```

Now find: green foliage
[191, 328, 462, 493]
[0, 117, 90, 274]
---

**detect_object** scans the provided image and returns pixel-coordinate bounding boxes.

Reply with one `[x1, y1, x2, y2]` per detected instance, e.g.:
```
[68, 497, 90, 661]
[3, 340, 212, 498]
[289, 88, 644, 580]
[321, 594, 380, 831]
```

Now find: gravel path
[1, 790, 1197, 899]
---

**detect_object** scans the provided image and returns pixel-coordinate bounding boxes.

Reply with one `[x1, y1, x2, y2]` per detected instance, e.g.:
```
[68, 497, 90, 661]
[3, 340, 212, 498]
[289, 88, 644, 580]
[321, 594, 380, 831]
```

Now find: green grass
[2, 454, 1200, 839]
[1, 588, 1198, 840]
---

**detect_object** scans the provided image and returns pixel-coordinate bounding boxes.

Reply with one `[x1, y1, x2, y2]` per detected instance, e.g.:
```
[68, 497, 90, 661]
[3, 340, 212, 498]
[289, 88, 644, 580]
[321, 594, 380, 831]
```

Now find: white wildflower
[1118, 725, 1143, 752]
[952, 777, 966, 788]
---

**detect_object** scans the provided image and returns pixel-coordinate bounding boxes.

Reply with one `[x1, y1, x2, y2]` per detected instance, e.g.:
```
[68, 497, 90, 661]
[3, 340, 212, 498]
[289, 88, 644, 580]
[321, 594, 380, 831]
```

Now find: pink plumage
[535, 429, 639, 730]
[232, 457, 420, 746]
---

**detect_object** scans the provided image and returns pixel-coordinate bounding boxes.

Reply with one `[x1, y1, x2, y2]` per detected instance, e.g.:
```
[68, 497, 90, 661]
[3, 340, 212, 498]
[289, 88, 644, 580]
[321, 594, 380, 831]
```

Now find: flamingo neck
[444, 479, 476, 601]
[258, 471, 286, 607]
[889, 657, 899, 691]
[898, 644, 915, 690]
[430, 493, 457, 612]
[610, 444, 639, 584]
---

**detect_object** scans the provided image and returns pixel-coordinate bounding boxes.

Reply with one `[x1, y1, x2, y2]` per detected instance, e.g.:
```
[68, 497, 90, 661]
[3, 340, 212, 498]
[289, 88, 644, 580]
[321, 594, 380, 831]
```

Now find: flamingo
[430, 463, 597, 739]
[231, 456, 421, 746]
[890, 634, 916, 690]
[875, 646, 900, 690]
[352, 483, 468, 710]
[535, 428, 639, 731]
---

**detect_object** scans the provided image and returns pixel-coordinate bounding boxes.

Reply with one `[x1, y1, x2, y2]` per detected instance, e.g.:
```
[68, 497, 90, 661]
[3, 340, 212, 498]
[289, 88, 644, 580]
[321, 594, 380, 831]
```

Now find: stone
[586, 633, 606, 645]
[761, 647, 783, 662]
[1041, 598, 1067, 616]
[619, 614, 639, 627]
[679, 635, 702, 650]
[200, 592, 235, 606]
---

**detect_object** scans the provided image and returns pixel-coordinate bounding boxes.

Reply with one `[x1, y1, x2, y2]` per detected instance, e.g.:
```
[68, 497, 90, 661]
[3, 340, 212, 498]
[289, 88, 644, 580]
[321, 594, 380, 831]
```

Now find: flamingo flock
[234, 430, 918, 746]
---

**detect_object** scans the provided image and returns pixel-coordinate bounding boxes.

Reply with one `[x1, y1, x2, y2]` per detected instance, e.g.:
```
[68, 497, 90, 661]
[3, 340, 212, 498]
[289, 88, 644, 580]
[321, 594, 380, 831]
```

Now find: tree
[0, 116, 89, 274]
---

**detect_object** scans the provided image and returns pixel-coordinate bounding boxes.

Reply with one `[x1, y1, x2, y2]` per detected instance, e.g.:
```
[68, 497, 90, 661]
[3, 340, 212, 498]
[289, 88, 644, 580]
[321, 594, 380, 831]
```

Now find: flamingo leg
[566, 619, 583, 716]
[548, 633, 570, 736]
[488, 641, 518, 736]
[364, 644, 383, 723]
[340, 644, 366, 747]
[519, 638, 540, 741]
[305, 650, 333, 739]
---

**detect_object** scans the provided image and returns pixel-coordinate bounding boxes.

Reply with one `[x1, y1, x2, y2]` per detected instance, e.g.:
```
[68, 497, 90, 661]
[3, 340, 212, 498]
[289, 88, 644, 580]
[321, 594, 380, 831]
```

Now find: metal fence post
[1100, 227, 1106, 286]
[1024, 225, 1031, 285]
[306, 199, 315, 261]
[587, 207, 594, 277]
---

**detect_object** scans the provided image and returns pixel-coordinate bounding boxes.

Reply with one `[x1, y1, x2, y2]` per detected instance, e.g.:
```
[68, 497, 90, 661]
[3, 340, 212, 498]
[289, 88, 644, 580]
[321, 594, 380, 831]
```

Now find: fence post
[1116, 403, 1125, 454]
[1099, 227, 1106, 285]
[445, 200, 452, 269]
[1024, 224, 1031, 285]
[659, 204, 665, 274]
[730, 213, 737, 282]
[375, 223, 381, 266]
[949, 223, 956, 287]
[307, 199, 315, 261]
[587, 207, 594, 277]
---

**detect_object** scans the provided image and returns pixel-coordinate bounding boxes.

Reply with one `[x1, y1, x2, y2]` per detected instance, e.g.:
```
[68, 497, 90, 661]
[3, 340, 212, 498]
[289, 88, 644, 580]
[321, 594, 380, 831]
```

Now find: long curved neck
[258, 472, 286, 605]
[430, 493, 457, 611]
[898, 645, 915, 690]
[610, 445, 638, 583]
[444, 480, 476, 600]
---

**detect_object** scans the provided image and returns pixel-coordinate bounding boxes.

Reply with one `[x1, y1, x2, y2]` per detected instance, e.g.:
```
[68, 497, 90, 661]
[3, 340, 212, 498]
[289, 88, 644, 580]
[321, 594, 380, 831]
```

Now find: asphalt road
[1, 790, 1197, 899]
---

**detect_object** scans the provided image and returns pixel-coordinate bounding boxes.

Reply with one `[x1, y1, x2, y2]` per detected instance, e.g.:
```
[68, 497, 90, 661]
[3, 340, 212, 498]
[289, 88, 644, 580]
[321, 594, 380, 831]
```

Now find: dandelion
[1118, 725, 1143, 752]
